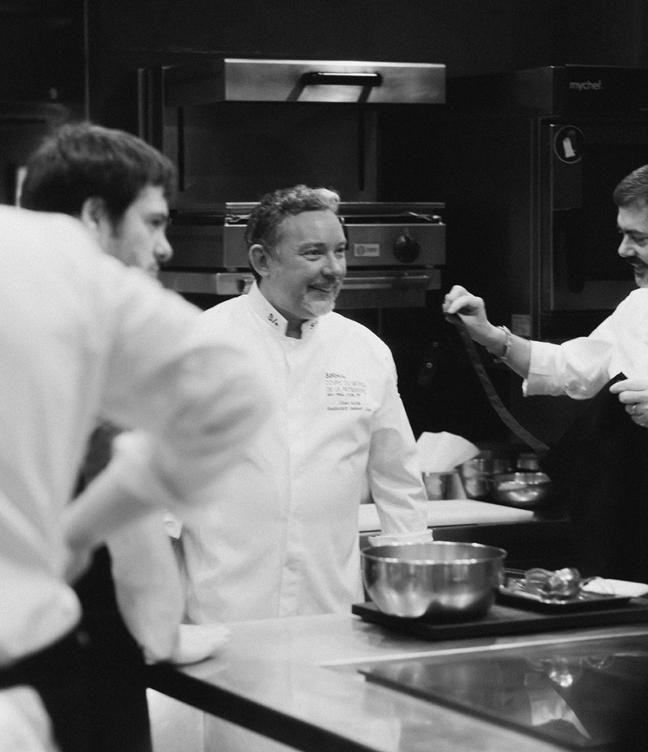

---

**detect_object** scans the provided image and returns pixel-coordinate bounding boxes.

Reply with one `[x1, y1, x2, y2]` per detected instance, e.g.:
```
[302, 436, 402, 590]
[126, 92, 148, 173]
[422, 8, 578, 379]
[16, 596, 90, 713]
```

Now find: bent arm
[442, 284, 531, 378]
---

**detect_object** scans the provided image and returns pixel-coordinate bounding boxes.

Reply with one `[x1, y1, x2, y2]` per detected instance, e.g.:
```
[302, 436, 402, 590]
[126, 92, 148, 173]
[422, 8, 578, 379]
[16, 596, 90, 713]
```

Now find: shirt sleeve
[90, 262, 270, 515]
[524, 337, 615, 399]
[366, 347, 430, 539]
[523, 304, 624, 399]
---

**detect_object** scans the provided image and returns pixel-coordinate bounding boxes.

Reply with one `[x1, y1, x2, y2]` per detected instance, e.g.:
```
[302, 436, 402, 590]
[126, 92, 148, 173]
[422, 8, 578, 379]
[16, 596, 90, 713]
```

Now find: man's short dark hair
[245, 184, 340, 249]
[20, 121, 176, 220]
[613, 164, 648, 208]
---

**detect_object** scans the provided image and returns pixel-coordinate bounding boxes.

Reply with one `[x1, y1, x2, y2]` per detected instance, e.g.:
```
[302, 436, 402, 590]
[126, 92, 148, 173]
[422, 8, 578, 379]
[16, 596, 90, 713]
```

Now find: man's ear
[249, 243, 271, 278]
[79, 197, 108, 236]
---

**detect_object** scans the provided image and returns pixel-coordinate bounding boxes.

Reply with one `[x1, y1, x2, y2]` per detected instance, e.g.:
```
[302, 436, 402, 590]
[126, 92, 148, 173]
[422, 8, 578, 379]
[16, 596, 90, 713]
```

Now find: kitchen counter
[147, 611, 648, 752]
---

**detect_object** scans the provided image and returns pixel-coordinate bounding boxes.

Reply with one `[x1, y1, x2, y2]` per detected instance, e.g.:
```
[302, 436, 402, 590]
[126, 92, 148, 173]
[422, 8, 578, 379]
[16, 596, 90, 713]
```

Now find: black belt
[0, 628, 92, 752]
[446, 314, 550, 455]
[0, 628, 87, 689]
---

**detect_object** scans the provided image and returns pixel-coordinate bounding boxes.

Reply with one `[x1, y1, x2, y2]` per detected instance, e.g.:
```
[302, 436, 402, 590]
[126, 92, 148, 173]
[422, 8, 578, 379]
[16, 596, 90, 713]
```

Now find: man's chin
[635, 271, 648, 288]
[303, 297, 336, 318]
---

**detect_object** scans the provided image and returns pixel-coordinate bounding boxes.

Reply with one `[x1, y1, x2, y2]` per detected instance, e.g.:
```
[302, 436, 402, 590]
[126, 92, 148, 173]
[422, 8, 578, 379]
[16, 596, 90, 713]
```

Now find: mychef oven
[136, 58, 446, 310]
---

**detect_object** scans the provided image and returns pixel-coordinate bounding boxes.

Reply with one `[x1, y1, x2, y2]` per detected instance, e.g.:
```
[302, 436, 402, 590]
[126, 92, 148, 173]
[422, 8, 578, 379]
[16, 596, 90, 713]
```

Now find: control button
[393, 234, 420, 263]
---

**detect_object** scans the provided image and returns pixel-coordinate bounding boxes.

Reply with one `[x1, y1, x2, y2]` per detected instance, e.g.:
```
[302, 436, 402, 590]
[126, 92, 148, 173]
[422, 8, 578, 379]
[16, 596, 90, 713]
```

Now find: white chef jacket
[525, 288, 648, 399]
[0, 206, 266, 666]
[180, 282, 429, 622]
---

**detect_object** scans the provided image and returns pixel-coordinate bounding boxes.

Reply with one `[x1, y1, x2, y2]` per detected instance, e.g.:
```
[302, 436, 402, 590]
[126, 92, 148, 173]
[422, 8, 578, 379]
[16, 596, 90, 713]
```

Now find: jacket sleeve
[366, 348, 431, 544]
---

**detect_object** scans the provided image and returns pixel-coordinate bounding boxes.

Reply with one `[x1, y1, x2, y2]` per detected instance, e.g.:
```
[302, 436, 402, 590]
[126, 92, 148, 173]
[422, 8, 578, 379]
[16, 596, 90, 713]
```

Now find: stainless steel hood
[163, 58, 445, 106]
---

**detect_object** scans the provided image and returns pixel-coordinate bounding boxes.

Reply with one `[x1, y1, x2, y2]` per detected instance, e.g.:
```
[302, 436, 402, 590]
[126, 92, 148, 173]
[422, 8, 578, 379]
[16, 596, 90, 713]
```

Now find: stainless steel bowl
[459, 455, 513, 499]
[489, 471, 552, 508]
[361, 541, 506, 620]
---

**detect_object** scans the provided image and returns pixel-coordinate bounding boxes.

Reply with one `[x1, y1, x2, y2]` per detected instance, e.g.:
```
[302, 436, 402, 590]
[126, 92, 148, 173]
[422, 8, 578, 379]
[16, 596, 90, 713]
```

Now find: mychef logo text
[569, 79, 603, 92]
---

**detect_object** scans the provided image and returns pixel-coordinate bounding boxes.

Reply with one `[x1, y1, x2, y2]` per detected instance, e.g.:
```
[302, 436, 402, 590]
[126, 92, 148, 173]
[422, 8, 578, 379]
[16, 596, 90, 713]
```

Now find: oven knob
[393, 234, 420, 263]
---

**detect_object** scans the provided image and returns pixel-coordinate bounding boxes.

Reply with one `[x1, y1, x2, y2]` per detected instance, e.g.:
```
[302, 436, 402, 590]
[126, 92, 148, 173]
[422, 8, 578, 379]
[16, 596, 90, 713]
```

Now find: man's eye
[335, 248, 347, 258]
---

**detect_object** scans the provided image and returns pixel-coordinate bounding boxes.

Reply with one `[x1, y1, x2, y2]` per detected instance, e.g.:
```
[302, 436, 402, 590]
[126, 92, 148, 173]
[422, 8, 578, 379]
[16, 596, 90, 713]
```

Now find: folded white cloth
[581, 578, 648, 598]
[416, 431, 479, 473]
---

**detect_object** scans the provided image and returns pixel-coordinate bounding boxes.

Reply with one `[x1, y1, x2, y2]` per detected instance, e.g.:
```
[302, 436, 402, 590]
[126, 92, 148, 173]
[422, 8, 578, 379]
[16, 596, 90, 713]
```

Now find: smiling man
[177, 184, 430, 624]
[172, 184, 430, 752]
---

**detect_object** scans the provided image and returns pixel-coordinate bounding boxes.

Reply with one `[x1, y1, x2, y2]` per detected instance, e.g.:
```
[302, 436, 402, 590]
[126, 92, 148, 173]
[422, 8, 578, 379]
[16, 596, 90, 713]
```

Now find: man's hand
[442, 285, 500, 349]
[610, 378, 648, 428]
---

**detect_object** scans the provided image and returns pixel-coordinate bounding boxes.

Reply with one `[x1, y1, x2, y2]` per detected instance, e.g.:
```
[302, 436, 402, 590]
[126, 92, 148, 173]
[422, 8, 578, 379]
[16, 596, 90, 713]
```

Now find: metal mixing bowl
[361, 541, 507, 620]
[489, 471, 552, 508]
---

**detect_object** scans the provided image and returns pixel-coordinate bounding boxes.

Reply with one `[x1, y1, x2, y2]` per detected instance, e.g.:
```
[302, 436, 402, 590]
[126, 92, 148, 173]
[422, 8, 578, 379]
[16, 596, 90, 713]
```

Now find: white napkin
[416, 431, 479, 472]
[581, 578, 648, 598]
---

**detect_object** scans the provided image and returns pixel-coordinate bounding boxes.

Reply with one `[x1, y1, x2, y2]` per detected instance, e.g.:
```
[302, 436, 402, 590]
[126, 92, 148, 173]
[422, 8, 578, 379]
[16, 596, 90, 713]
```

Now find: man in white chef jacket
[166, 183, 430, 752]
[19, 121, 186, 752]
[177, 184, 431, 624]
[0, 130, 268, 751]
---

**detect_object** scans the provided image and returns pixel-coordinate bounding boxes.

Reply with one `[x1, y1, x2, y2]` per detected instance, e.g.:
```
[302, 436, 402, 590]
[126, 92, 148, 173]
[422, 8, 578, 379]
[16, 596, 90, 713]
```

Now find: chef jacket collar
[248, 282, 320, 338]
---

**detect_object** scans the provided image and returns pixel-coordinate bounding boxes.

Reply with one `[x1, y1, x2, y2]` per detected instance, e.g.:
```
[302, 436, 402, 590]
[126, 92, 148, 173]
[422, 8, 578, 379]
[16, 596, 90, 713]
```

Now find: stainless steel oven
[138, 57, 446, 308]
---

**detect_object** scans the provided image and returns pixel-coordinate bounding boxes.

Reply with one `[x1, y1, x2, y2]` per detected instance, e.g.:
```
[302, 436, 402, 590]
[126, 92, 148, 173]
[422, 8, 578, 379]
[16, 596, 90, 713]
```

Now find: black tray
[352, 597, 648, 641]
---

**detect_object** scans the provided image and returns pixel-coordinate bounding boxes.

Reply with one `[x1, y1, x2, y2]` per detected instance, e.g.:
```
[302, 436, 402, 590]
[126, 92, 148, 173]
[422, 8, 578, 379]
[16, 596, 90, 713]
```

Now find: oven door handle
[342, 274, 429, 291]
[300, 71, 383, 88]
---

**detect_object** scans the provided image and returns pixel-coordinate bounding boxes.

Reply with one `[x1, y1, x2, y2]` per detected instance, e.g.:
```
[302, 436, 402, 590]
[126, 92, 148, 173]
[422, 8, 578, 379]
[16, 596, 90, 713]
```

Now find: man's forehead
[618, 200, 648, 226]
[277, 209, 345, 243]
[132, 184, 169, 210]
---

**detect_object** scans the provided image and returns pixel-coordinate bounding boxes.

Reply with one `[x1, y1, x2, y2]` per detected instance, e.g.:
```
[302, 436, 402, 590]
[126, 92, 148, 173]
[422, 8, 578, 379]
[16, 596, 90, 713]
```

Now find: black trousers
[75, 547, 153, 752]
[0, 628, 92, 752]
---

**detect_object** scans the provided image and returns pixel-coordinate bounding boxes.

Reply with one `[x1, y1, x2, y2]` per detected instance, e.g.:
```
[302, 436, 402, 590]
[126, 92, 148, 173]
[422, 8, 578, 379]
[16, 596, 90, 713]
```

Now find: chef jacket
[0, 206, 266, 666]
[525, 288, 648, 398]
[179, 282, 430, 623]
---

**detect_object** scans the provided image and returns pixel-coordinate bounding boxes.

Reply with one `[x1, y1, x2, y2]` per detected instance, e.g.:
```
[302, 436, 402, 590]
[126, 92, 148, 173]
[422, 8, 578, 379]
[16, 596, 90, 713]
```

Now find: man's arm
[107, 513, 184, 663]
[442, 284, 531, 378]
[366, 351, 431, 545]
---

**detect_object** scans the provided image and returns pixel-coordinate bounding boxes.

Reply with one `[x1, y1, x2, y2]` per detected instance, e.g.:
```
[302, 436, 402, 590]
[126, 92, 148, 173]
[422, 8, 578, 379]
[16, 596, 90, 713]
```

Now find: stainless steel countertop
[147, 612, 648, 752]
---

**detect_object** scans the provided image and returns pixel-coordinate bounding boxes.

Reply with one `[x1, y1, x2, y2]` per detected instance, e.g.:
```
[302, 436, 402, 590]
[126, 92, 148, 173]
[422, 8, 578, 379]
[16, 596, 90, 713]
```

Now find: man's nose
[618, 235, 634, 257]
[155, 234, 173, 264]
[323, 251, 346, 275]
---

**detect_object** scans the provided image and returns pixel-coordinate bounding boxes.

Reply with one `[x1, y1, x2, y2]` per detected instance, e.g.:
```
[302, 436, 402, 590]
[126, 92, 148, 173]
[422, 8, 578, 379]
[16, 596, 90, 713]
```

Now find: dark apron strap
[0, 629, 92, 752]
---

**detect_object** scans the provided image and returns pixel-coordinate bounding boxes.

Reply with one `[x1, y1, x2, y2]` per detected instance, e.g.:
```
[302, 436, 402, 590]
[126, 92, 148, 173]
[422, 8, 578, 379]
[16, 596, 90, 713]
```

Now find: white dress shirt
[525, 288, 648, 399]
[180, 283, 429, 622]
[0, 206, 266, 665]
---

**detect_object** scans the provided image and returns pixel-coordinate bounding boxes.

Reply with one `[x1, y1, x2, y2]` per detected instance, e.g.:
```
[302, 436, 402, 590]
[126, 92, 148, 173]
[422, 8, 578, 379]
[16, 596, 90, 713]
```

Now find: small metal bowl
[489, 471, 552, 508]
[361, 541, 506, 620]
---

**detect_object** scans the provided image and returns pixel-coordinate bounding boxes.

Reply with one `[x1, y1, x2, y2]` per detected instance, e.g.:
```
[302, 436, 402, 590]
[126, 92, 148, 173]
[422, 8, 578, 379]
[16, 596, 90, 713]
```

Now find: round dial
[393, 234, 420, 263]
